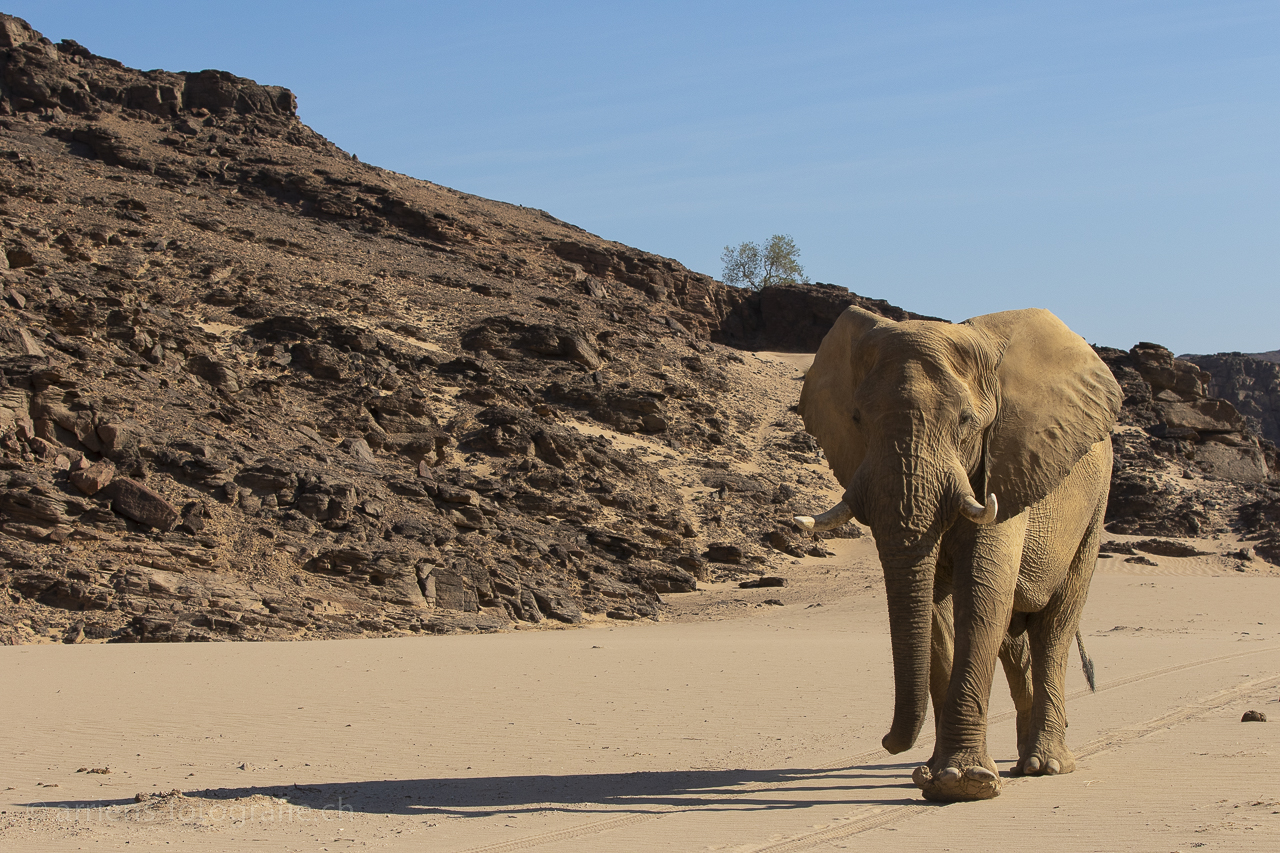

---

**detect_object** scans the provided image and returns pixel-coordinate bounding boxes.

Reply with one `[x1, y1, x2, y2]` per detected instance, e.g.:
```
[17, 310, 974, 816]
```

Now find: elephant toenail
[912, 765, 931, 787]
[965, 767, 997, 782]
[1025, 756, 1041, 773]
[937, 767, 962, 783]
[1045, 758, 1061, 775]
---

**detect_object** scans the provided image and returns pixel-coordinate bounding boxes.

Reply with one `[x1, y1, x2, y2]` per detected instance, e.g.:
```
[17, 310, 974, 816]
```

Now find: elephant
[794, 306, 1122, 802]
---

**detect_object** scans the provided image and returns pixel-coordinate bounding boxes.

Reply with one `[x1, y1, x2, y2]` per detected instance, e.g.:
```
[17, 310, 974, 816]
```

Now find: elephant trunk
[870, 452, 974, 754]
[879, 542, 940, 754]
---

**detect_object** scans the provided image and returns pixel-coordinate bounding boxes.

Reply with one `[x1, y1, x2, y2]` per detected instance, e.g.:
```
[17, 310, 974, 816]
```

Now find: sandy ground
[2, 536, 1277, 852]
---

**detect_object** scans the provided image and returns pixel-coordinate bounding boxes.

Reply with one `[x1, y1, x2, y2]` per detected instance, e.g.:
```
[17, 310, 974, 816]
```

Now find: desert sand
[2, 536, 1277, 852]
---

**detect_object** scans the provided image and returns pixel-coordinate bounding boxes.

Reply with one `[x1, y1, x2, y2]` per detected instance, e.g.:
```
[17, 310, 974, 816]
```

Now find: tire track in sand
[456, 644, 1279, 853]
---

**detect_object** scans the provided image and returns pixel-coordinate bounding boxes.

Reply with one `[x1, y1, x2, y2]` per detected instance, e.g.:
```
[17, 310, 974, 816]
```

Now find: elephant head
[796, 306, 1120, 754]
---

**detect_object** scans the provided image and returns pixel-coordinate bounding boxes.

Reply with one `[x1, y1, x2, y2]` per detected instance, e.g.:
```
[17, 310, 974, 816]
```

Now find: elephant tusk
[959, 492, 998, 525]
[794, 501, 854, 532]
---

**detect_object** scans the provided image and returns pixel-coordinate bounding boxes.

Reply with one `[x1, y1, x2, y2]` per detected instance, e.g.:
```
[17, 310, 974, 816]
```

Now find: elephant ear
[799, 306, 888, 487]
[965, 308, 1122, 520]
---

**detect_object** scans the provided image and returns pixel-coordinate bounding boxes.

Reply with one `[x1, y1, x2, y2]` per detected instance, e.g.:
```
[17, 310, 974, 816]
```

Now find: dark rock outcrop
[713, 281, 944, 352]
[2, 14, 300, 124]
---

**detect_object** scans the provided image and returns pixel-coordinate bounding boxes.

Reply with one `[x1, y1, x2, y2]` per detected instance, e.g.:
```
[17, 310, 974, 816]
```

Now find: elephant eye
[959, 410, 974, 427]
[851, 409, 862, 425]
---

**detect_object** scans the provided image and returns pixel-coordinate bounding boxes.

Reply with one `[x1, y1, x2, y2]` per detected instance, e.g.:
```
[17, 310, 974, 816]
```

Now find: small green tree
[720, 234, 808, 290]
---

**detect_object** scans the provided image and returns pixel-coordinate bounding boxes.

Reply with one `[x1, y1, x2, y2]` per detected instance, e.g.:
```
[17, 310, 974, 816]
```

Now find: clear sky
[10, 1, 1278, 354]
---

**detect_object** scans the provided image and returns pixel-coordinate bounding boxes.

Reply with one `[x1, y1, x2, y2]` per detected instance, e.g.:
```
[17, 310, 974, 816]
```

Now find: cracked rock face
[1184, 352, 1280, 447]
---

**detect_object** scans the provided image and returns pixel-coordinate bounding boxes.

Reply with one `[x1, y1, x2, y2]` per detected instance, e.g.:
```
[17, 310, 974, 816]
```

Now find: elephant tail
[1076, 630, 1096, 692]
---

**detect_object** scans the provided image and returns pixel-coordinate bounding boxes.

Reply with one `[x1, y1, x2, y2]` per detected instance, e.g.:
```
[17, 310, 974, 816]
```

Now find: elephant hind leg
[928, 592, 955, 755]
[1017, 480, 1108, 777]
[999, 627, 1034, 759]
[1018, 613, 1080, 777]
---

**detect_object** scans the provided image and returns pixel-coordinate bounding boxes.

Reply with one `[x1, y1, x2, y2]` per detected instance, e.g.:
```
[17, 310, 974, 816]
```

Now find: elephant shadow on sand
[25, 763, 946, 818]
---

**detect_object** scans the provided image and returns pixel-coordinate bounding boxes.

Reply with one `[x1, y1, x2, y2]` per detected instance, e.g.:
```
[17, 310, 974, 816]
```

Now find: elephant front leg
[914, 518, 1024, 802]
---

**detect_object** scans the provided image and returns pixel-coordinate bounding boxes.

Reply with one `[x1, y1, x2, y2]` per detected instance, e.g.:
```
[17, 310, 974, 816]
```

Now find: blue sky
[11, 2, 1279, 354]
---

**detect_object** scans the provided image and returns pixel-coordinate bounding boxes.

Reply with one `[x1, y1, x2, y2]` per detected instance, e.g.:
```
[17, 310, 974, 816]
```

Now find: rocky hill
[0, 13, 892, 644]
[1, 13, 1277, 645]
[1096, 343, 1278, 562]
[1179, 352, 1280, 447]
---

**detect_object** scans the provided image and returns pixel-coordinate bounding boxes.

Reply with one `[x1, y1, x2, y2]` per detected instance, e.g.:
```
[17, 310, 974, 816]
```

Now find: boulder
[1129, 343, 1209, 400]
[1155, 399, 1244, 433]
[529, 586, 583, 624]
[105, 478, 181, 531]
[739, 576, 787, 589]
[186, 354, 241, 392]
[70, 460, 115, 495]
[704, 543, 745, 564]
[624, 563, 697, 593]
[1194, 441, 1269, 482]
[96, 422, 142, 460]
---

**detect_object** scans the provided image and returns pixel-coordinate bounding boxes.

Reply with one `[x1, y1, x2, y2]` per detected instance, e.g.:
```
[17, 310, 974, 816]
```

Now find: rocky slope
[0, 13, 883, 645]
[1, 13, 1277, 644]
[1097, 343, 1280, 563]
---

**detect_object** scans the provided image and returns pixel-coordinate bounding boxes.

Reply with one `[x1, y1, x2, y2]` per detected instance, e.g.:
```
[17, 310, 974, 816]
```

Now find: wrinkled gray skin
[797, 307, 1122, 801]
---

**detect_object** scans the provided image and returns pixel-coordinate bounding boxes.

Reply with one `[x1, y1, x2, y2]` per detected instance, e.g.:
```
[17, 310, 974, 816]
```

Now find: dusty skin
[1, 353, 1277, 852]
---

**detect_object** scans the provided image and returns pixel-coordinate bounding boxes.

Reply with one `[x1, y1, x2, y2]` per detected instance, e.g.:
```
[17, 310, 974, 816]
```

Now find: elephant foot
[1014, 738, 1076, 777]
[912, 752, 1001, 802]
